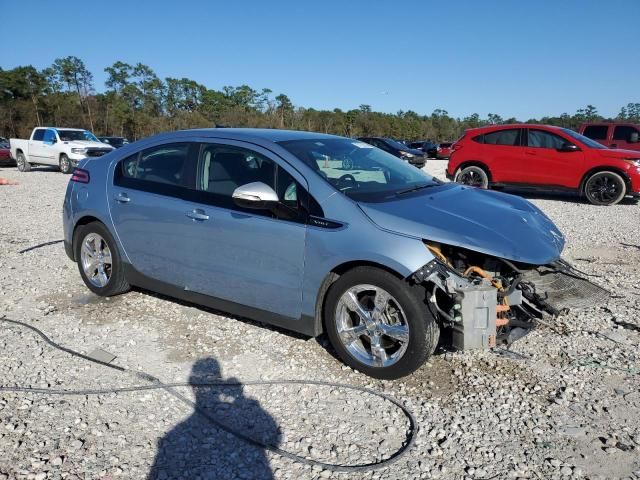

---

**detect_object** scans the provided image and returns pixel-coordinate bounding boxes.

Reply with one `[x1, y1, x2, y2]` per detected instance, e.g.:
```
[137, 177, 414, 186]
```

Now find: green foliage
[0, 57, 635, 141]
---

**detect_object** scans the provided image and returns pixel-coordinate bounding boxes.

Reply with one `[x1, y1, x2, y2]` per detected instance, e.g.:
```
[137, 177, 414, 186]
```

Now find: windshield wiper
[395, 183, 438, 196]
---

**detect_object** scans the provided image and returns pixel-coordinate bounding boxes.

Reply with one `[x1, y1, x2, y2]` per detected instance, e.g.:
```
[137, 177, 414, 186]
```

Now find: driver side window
[195, 143, 313, 222]
[527, 129, 569, 149]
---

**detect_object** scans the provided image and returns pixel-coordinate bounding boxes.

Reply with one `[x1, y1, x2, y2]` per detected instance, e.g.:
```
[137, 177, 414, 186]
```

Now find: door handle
[186, 209, 209, 221]
[114, 192, 130, 203]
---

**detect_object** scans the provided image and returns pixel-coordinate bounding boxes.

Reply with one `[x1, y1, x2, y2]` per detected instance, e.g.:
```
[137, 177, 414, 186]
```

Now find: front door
[108, 142, 198, 286]
[181, 140, 307, 320]
[523, 129, 584, 188]
[611, 125, 640, 151]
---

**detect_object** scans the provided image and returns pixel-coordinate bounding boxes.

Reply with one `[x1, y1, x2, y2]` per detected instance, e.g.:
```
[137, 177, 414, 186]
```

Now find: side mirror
[557, 143, 580, 152]
[232, 182, 279, 210]
[629, 132, 639, 143]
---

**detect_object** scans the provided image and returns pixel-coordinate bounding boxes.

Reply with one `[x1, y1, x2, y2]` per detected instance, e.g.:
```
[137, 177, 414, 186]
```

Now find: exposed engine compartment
[412, 242, 610, 350]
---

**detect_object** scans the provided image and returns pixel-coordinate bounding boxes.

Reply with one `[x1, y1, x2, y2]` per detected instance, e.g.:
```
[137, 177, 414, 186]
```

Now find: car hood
[358, 183, 565, 265]
[64, 140, 114, 149]
[598, 148, 640, 159]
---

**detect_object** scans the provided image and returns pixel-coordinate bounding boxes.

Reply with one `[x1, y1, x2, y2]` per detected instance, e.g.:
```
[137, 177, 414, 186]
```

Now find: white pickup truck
[10, 127, 114, 174]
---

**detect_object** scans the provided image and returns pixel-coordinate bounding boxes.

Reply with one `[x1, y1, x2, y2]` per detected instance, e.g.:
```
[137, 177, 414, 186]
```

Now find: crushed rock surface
[0, 162, 639, 479]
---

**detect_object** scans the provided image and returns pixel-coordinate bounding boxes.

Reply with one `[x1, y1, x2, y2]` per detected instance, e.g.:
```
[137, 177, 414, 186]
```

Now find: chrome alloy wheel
[80, 233, 112, 288]
[335, 284, 410, 367]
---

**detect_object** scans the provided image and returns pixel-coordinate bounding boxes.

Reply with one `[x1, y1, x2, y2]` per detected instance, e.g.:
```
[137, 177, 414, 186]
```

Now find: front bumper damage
[411, 245, 610, 351]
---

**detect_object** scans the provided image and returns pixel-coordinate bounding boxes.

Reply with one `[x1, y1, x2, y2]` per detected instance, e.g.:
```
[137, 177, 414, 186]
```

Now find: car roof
[466, 123, 567, 134]
[36, 127, 87, 132]
[175, 128, 340, 143]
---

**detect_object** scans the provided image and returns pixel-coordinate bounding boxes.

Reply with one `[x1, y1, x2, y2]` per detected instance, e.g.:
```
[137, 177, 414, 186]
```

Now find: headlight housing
[71, 147, 88, 154]
[623, 158, 640, 167]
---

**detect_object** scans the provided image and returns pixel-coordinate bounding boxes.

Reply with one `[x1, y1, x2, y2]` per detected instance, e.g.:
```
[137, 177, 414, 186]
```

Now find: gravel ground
[0, 162, 639, 480]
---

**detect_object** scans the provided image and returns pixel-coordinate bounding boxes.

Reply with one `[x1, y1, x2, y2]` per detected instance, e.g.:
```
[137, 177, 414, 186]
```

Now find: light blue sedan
[63, 128, 583, 379]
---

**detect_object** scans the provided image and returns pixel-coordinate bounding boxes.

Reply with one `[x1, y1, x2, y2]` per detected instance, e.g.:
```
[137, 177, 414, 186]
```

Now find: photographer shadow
[149, 357, 281, 480]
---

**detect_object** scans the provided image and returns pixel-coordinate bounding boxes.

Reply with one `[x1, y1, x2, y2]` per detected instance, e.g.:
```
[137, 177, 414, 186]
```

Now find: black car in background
[98, 136, 129, 148]
[357, 137, 426, 168]
[407, 140, 438, 158]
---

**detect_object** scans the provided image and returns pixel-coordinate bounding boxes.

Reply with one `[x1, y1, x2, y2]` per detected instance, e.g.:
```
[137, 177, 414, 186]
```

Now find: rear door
[180, 140, 307, 320]
[523, 128, 584, 187]
[477, 128, 525, 183]
[27, 128, 47, 161]
[40, 129, 58, 164]
[611, 125, 640, 151]
[107, 141, 198, 286]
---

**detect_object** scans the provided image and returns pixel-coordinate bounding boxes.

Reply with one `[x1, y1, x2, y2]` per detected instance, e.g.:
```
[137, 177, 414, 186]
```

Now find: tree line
[1, 56, 639, 142]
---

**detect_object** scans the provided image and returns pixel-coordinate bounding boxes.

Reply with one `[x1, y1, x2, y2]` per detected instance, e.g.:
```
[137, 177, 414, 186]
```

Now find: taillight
[70, 168, 90, 183]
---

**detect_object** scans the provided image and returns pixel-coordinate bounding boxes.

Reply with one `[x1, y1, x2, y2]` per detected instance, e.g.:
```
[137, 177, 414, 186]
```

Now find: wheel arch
[455, 160, 492, 181]
[579, 166, 631, 196]
[70, 215, 105, 261]
[312, 260, 407, 337]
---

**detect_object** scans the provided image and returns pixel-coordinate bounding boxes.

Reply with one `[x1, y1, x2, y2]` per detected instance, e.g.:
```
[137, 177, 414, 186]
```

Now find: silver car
[62, 128, 604, 379]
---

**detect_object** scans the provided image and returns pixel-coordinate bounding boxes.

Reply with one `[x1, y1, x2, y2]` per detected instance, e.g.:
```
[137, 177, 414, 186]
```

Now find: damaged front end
[411, 242, 610, 350]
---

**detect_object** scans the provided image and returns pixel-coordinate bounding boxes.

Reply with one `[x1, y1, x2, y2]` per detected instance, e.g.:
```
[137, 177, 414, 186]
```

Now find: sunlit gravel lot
[0, 161, 639, 480]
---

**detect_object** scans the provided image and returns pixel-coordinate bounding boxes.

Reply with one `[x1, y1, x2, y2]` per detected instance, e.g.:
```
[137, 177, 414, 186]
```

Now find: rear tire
[59, 154, 72, 174]
[74, 222, 130, 297]
[16, 152, 31, 172]
[455, 165, 489, 188]
[324, 267, 439, 379]
[584, 171, 626, 206]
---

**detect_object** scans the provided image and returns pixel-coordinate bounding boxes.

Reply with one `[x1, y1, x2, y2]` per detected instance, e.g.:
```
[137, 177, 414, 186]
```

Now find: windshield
[561, 128, 606, 149]
[278, 138, 440, 202]
[57, 129, 99, 142]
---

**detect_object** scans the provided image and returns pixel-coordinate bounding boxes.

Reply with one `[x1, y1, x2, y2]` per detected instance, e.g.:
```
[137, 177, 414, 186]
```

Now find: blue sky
[3, 0, 639, 119]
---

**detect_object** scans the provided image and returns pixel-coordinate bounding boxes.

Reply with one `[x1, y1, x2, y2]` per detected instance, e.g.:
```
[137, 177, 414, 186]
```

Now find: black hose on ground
[0, 317, 417, 473]
[18, 239, 63, 254]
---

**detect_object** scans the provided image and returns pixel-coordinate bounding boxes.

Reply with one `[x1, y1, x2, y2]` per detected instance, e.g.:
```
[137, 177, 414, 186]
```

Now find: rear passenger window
[483, 129, 520, 146]
[583, 125, 608, 140]
[32, 129, 45, 141]
[527, 130, 568, 149]
[114, 143, 195, 197]
[125, 143, 189, 185]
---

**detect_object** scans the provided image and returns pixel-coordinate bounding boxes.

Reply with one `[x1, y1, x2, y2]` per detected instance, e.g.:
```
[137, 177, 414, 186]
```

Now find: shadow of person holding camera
[148, 357, 281, 480]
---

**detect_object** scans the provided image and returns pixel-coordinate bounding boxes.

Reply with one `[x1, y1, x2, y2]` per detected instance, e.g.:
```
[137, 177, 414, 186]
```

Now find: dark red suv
[447, 124, 640, 205]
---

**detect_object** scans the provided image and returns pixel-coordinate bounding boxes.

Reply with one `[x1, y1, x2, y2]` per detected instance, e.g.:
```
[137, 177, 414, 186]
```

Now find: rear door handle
[186, 209, 209, 221]
[114, 192, 130, 203]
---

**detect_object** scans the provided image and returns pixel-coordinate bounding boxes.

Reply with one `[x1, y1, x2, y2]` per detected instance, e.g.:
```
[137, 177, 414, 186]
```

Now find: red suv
[447, 124, 640, 205]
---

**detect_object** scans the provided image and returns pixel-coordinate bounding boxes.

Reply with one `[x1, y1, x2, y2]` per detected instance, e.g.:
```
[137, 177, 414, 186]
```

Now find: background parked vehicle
[99, 136, 130, 148]
[578, 122, 640, 151]
[408, 141, 438, 158]
[447, 124, 640, 205]
[436, 142, 453, 159]
[10, 127, 114, 173]
[357, 137, 426, 168]
[0, 139, 15, 166]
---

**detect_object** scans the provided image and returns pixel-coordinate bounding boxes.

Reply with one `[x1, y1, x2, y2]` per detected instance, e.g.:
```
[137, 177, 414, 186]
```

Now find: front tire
[324, 267, 439, 379]
[59, 154, 72, 174]
[455, 165, 489, 188]
[16, 152, 31, 172]
[584, 171, 626, 206]
[74, 222, 130, 296]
